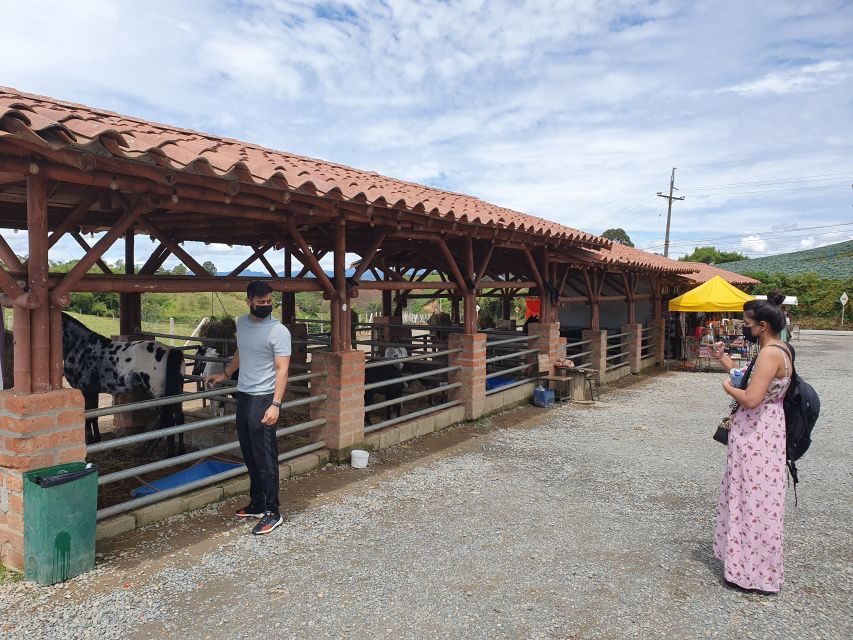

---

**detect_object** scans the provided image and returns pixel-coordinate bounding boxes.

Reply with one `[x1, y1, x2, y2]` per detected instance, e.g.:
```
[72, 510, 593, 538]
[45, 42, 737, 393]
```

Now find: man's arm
[261, 355, 290, 426]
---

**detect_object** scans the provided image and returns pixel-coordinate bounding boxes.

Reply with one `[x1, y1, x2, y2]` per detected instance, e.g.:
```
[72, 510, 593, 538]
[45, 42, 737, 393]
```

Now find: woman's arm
[722, 348, 781, 409]
[712, 341, 734, 371]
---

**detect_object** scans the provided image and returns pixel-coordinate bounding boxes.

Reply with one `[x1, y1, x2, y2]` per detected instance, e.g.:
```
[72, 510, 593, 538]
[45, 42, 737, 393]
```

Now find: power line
[684, 182, 851, 198]
[637, 222, 853, 252]
[680, 171, 853, 190]
[679, 143, 853, 169]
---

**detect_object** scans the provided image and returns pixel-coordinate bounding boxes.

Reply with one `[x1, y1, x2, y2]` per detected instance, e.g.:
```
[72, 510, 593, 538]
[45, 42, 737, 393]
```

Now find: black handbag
[713, 359, 756, 446]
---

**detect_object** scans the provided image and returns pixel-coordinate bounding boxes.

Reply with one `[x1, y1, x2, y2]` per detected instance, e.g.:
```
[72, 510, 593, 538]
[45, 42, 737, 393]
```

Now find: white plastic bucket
[351, 449, 369, 469]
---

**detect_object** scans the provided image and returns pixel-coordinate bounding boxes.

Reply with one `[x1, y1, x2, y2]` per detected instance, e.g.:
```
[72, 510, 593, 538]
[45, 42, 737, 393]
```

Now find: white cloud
[0, 0, 851, 266]
[721, 60, 853, 96]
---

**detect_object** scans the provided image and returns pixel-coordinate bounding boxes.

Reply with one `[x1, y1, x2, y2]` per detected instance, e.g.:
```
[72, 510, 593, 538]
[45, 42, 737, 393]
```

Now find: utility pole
[657, 168, 685, 258]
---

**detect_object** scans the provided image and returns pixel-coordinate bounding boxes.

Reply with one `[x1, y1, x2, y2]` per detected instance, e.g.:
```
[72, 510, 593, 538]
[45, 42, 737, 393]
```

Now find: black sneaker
[252, 512, 284, 535]
[236, 505, 264, 519]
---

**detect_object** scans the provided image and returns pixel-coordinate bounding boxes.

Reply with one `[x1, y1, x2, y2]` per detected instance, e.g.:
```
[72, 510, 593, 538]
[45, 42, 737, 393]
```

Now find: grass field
[64, 312, 203, 343]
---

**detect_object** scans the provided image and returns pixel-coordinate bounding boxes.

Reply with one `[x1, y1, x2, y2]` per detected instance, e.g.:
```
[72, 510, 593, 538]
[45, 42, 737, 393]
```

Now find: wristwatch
[272, 401, 282, 408]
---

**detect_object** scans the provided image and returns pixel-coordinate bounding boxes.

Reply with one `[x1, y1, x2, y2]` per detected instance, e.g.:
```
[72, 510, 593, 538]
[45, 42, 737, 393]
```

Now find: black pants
[236, 392, 280, 513]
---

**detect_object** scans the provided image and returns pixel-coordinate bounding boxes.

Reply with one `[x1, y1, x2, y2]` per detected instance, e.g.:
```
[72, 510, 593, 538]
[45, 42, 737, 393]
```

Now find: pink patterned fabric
[713, 361, 790, 592]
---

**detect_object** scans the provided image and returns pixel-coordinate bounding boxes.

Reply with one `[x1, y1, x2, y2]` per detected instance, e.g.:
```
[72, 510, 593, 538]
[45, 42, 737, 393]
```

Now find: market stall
[667, 276, 756, 369]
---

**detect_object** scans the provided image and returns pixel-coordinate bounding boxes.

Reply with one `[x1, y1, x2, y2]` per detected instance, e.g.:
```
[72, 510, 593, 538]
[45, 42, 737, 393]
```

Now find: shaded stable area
[0, 87, 715, 567]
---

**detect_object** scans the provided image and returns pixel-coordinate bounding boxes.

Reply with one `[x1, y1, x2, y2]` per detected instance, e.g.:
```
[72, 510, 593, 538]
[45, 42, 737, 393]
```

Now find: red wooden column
[333, 216, 350, 351]
[463, 238, 477, 334]
[27, 174, 51, 393]
[119, 230, 142, 335]
[281, 248, 296, 324]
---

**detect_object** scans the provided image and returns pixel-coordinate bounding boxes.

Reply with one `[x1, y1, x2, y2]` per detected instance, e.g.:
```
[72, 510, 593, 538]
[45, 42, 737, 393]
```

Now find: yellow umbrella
[668, 275, 755, 312]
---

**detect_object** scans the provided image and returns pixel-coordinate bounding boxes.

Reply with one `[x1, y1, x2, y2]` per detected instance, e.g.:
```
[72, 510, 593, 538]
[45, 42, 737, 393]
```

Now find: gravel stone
[0, 333, 850, 639]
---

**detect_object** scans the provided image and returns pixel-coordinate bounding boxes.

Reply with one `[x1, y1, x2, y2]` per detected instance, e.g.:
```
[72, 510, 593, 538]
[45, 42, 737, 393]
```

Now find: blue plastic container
[485, 377, 515, 391]
[533, 387, 555, 408]
[131, 460, 242, 498]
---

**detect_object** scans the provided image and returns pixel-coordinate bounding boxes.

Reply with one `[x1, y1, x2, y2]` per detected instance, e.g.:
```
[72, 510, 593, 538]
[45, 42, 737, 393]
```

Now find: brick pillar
[447, 333, 486, 420]
[286, 323, 307, 367]
[309, 350, 364, 459]
[526, 322, 566, 375]
[582, 329, 607, 384]
[0, 388, 85, 571]
[655, 318, 666, 364]
[622, 323, 643, 374]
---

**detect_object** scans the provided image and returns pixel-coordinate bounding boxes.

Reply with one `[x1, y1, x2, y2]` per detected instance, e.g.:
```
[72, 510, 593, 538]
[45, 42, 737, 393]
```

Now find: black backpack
[769, 344, 820, 486]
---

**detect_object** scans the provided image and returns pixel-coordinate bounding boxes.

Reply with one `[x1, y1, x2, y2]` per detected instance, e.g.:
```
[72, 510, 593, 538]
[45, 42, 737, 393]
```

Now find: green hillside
[718, 240, 853, 278]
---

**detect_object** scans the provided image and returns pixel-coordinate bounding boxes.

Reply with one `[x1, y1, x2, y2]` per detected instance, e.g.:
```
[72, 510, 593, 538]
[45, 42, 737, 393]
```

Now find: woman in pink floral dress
[711, 291, 792, 593]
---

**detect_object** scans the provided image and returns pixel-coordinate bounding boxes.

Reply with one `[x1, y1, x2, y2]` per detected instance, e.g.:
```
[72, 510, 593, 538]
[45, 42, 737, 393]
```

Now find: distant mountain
[216, 268, 377, 280]
[718, 240, 853, 279]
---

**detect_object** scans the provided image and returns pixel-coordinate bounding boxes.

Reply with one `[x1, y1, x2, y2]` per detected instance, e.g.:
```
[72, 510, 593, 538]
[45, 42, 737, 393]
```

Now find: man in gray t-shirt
[206, 281, 290, 535]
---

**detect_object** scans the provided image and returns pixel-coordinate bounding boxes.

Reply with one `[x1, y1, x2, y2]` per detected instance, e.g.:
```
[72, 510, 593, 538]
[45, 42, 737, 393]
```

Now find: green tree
[601, 228, 634, 247]
[202, 260, 218, 275]
[679, 246, 748, 264]
[172, 264, 189, 276]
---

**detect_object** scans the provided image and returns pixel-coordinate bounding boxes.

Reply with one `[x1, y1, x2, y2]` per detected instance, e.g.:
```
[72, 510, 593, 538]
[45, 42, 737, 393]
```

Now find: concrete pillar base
[309, 350, 365, 460]
[448, 333, 486, 420]
[582, 329, 607, 385]
[622, 323, 643, 374]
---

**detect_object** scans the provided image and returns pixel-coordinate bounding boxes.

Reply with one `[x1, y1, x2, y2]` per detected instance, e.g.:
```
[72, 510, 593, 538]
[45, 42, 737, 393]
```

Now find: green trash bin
[23, 462, 98, 586]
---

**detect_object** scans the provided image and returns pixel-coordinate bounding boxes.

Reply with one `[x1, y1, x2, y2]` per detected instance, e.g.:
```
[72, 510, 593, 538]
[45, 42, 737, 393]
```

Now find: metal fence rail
[96, 440, 326, 521]
[565, 338, 593, 369]
[640, 326, 656, 359]
[604, 332, 630, 372]
[364, 400, 462, 434]
[484, 334, 539, 395]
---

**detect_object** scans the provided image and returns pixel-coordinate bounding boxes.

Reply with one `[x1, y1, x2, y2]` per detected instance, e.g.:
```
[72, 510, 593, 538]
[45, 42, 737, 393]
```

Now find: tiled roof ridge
[0, 86, 570, 226]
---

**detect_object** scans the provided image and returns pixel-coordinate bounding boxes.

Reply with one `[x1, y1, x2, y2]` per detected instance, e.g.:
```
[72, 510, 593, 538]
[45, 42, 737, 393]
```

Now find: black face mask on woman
[742, 325, 759, 343]
[251, 304, 273, 319]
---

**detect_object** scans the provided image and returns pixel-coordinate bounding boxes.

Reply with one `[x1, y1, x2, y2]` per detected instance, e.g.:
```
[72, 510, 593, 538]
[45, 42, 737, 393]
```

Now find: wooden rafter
[70, 231, 113, 275]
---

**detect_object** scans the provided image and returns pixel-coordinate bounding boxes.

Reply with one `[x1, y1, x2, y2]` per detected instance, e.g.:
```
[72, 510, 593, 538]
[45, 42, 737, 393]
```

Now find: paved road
[1, 334, 850, 639]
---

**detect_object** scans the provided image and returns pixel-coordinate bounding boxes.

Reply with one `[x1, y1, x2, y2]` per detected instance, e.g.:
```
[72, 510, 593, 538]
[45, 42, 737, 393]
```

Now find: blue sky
[1, 0, 852, 271]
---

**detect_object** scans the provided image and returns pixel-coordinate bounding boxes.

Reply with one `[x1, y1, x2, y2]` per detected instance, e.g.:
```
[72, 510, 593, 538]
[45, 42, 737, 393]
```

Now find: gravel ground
[1, 333, 850, 639]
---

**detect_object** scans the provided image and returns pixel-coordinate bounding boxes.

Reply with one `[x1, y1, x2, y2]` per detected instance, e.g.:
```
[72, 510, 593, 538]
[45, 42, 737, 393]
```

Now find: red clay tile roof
[676, 262, 761, 286]
[585, 242, 697, 274]
[0, 86, 605, 248]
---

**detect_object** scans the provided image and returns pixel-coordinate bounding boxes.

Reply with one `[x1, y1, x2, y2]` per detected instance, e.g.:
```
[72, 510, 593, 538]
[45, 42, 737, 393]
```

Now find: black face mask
[742, 325, 759, 343]
[251, 304, 273, 319]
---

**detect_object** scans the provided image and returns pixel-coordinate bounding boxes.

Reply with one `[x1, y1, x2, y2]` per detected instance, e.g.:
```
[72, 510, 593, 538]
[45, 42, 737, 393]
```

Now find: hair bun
[767, 290, 786, 306]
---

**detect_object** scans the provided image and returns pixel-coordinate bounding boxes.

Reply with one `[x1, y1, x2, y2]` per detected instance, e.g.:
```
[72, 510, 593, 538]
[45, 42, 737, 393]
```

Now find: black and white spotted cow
[61, 313, 186, 455]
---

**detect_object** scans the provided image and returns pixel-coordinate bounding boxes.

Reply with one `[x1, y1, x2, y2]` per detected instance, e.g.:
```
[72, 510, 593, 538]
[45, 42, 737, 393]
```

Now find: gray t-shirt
[235, 314, 291, 394]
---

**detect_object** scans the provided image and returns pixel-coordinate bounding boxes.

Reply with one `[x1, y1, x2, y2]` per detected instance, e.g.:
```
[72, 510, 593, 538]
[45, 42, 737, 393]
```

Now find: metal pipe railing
[565, 339, 592, 349]
[87, 395, 326, 454]
[485, 335, 539, 347]
[363, 365, 461, 391]
[364, 348, 460, 369]
[98, 417, 326, 486]
[485, 348, 538, 364]
[364, 382, 461, 413]
[96, 440, 326, 521]
[84, 371, 326, 419]
[605, 351, 629, 361]
[485, 362, 534, 379]
[364, 400, 461, 434]
[607, 332, 630, 340]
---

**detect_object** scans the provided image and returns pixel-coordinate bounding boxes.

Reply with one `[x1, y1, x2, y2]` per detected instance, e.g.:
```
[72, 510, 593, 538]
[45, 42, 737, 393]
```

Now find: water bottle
[730, 368, 744, 387]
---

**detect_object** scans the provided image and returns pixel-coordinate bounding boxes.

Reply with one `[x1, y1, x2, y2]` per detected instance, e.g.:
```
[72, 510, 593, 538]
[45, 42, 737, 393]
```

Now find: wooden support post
[49, 303, 63, 389]
[282, 248, 296, 324]
[463, 237, 476, 334]
[333, 217, 349, 351]
[120, 230, 142, 335]
[12, 305, 30, 393]
[27, 174, 50, 393]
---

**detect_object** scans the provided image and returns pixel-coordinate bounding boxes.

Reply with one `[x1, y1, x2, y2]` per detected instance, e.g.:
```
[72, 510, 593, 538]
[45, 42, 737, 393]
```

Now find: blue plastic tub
[485, 377, 515, 391]
[131, 460, 243, 498]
